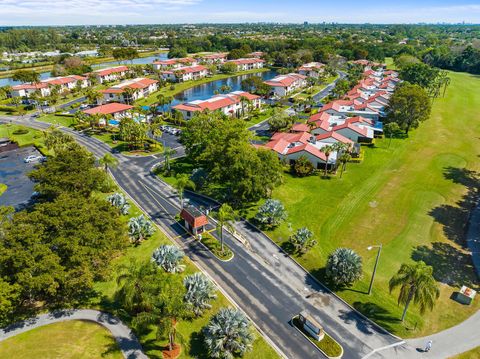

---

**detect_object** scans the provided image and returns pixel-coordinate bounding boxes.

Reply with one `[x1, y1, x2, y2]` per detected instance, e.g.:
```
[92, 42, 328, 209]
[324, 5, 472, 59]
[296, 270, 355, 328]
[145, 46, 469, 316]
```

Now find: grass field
[0, 123, 51, 155]
[91, 190, 279, 359]
[450, 347, 480, 359]
[246, 70, 480, 337]
[0, 320, 123, 359]
[161, 71, 480, 338]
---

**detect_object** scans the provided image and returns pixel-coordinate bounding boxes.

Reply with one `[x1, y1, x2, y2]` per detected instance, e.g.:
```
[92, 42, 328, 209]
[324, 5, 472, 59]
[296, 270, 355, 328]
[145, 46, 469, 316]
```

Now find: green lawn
[136, 68, 270, 106]
[295, 75, 338, 101]
[161, 71, 480, 338]
[39, 114, 77, 128]
[0, 124, 51, 155]
[0, 320, 123, 359]
[91, 190, 279, 359]
[246, 71, 480, 337]
[450, 347, 480, 359]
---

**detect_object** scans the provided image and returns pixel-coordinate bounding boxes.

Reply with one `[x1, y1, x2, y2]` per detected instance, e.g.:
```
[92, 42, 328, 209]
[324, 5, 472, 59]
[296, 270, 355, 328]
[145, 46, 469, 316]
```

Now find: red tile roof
[91, 66, 128, 77]
[43, 75, 87, 86]
[83, 102, 133, 115]
[291, 123, 310, 132]
[333, 122, 369, 137]
[101, 78, 158, 93]
[227, 58, 265, 65]
[315, 131, 354, 144]
[12, 83, 49, 90]
[180, 207, 208, 229]
[264, 73, 307, 88]
[286, 143, 328, 161]
[162, 65, 207, 75]
[172, 91, 259, 113]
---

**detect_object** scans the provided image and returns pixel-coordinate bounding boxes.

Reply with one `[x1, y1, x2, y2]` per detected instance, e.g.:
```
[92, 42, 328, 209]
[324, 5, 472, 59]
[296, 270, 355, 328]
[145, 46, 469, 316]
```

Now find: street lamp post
[367, 244, 382, 295]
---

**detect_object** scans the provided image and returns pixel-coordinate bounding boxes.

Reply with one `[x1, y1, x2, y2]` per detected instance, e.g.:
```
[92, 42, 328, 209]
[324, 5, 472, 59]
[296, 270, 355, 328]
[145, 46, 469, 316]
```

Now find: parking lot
[0, 146, 42, 209]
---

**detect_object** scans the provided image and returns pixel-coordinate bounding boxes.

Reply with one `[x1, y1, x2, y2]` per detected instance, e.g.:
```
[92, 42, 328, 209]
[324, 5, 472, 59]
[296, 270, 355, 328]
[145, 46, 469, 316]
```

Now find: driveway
[0, 146, 40, 208]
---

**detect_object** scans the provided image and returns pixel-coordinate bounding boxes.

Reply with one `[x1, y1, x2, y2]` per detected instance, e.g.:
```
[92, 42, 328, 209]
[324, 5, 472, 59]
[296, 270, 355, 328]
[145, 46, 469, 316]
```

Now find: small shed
[180, 205, 208, 236]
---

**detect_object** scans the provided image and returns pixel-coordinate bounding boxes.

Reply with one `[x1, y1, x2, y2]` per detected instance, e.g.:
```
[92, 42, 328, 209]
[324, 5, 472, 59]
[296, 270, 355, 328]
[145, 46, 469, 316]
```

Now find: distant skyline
[0, 0, 479, 26]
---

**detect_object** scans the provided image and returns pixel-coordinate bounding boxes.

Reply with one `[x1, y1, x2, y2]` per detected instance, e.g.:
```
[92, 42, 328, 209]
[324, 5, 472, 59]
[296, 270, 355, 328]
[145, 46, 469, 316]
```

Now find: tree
[152, 245, 186, 273]
[132, 268, 187, 352]
[203, 307, 254, 359]
[99, 152, 119, 173]
[106, 192, 130, 215]
[122, 87, 136, 105]
[399, 63, 440, 90]
[383, 122, 402, 147]
[268, 109, 295, 132]
[44, 126, 75, 152]
[320, 145, 334, 176]
[128, 215, 155, 245]
[174, 174, 195, 208]
[326, 248, 363, 287]
[389, 261, 440, 322]
[217, 203, 236, 252]
[12, 69, 40, 84]
[29, 143, 107, 200]
[290, 227, 316, 255]
[184, 272, 217, 317]
[255, 199, 287, 228]
[163, 146, 177, 171]
[86, 89, 102, 105]
[393, 54, 420, 70]
[338, 152, 352, 178]
[220, 62, 237, 74]
[168, 47, 188, 59]
[293, 155, 314, 177]
[386, 83, 431, 135]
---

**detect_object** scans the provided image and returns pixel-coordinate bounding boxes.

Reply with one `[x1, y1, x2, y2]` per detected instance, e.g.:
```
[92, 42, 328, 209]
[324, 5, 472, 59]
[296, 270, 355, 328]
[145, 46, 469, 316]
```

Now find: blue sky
[0, 0, 479, 26]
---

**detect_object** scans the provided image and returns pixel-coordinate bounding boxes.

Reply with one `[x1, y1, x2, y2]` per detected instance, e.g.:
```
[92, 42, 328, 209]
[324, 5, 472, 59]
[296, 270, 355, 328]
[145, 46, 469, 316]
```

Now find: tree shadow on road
[350, 302, 398, 334]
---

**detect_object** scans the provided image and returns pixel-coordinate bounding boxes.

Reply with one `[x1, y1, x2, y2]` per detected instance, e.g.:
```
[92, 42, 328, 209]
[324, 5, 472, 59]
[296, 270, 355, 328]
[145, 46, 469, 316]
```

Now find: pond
[0, 53, 168, 87]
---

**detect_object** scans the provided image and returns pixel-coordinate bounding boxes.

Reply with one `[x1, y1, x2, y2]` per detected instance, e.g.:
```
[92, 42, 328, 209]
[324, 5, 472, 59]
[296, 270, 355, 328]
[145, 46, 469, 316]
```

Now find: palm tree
[320, 145, 333, 176]
[115, 261, 156, 314]
[163, 146, 177, 171]
[99, 152, 118, 173]
[174, 174, 195, 208]
[203, 307, 254, 359]
[389, 261, 440, 322]
[152, 244, 186, 273]
[217, 203, 236, 252]
[86, 89, 102, 105]
[338, 152, 351, 178]
[132, 269, 187, 352]
[184, 272, 217, 317]
[122, 87, 136, 105]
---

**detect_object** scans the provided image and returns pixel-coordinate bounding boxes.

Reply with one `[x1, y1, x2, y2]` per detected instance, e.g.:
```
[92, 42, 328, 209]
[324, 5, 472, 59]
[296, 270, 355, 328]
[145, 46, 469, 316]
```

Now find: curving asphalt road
[0, 309, 147, 359]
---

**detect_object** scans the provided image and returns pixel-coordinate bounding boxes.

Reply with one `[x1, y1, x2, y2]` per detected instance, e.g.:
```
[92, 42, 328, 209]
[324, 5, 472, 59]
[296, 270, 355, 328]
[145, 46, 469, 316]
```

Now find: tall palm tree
[389, 261, 440, 322]
[174, 174, 195, 208]
[99, 152, 119, 173]
[122, 87, 136, 105]
[217, 203, 236, 252]
[163, 146, 177, 171]
[320, 145, 333, 176]
[338, 152, 351, 178]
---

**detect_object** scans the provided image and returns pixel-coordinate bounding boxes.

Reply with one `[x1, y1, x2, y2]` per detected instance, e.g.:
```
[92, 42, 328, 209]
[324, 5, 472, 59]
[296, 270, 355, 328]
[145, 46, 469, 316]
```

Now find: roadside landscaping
[91, 189, 278, 359]
[0, 320, 123, 359]
[200, 232, 234, 261]
[292, 316, 343, 358]
[0, 124, 50, 155]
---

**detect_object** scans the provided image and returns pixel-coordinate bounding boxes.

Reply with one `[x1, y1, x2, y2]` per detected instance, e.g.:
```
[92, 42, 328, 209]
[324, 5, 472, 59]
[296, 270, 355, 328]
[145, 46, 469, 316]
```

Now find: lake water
[171, 69, 278, 106]
[0, 53, 168, 87]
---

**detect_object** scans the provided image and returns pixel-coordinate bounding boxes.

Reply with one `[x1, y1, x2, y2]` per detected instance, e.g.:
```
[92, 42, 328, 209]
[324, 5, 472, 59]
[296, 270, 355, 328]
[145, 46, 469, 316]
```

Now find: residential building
[161, 65, 208, 82]
[172, 91, 261, 120]
[225, 58, 265, 72]
[11, 83, 51, 98]
[100, 78, 158, 104]
[43, 75, 89, 92]
[248, 51, 264, 58]
[298, 62, 325, 78]
[264, 73, 307, 97]
[83, 102, 133, 120]
[87, 66, 129, 84]
[199, 53, 228, 64]
[152, 57, 198, 70]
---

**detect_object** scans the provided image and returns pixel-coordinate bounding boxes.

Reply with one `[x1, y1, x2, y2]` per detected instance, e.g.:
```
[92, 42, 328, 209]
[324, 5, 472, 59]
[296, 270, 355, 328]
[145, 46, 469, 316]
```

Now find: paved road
[0, 309, 147, 359]
[466, 200, 480, 277]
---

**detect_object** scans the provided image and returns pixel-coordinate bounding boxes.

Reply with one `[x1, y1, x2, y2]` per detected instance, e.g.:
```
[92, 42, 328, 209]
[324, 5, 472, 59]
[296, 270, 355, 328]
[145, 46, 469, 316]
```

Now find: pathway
[0, 309, 147, 359]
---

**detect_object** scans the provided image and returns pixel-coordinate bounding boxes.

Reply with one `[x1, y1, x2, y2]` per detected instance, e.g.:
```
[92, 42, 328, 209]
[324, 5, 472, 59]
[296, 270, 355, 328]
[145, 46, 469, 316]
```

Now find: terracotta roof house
[87, 66, 129, 83]
[180, 206, 208, 236]
[43, 75, 89, 91]
[298, 62, 326, 78]
[199, 53, 228, 64]
[161, 65, 208, 82]
[264, 73, 307, 97]
[172, 91, 261, 120]
[225, 58, 264, 71]
[153, 57, 198, 70]
[83, 102, 133, 121]
[100, 78, 158, 104]
[11, 82, 50, 98]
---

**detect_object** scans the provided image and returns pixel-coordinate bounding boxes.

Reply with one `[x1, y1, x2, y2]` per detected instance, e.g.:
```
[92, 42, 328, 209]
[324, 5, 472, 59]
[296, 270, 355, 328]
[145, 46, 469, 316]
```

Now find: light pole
[367, 244, 382, 295]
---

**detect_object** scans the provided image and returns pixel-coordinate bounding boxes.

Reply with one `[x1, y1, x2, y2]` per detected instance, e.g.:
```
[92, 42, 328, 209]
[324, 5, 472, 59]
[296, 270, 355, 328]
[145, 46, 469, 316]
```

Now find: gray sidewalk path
[0, 309, 147, 359]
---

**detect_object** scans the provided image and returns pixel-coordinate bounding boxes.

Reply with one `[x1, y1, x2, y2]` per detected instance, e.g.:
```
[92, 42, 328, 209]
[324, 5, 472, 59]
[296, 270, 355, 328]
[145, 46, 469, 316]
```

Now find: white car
[24, 155, 45, 163]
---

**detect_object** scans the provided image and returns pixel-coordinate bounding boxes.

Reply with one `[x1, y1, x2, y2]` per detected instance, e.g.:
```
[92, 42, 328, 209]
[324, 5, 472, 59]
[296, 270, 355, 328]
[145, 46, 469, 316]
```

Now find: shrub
[152, 244, 185, 273]
[293, 155, 314, 177]
[255, 199, 287, 228]
[290, 227, 316, 254]
[326, 248, 362, 287]
[12, 128, 29, 135]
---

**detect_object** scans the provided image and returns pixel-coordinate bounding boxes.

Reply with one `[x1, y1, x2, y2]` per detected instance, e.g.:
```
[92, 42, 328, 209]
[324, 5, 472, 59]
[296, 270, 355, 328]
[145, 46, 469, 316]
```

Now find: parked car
[79, 104, 89, 109]
[24, 155, 45, 163]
